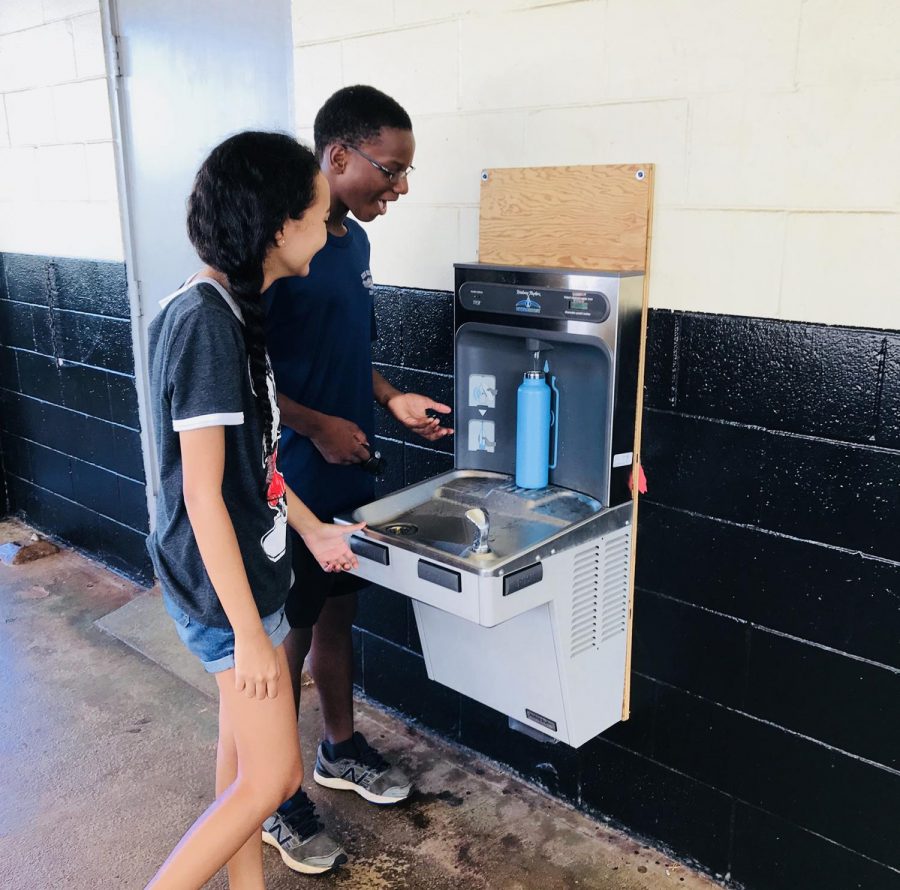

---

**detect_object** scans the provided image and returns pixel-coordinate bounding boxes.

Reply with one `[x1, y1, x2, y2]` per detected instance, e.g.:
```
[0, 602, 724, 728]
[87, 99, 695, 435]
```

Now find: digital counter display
[459, 282, 610, 322]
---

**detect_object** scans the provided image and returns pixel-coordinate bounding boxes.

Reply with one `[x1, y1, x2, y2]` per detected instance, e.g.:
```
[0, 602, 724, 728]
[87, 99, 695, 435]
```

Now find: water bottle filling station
[341, 261, 646, 747]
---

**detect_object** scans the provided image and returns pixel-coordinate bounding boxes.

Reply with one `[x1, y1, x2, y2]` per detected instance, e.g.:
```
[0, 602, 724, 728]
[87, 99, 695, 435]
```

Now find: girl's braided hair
[186, 131, 319, 455]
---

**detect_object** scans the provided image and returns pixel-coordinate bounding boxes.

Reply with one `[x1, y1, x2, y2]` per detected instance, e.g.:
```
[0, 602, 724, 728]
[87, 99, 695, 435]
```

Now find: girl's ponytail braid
[228, 270, 273, 458]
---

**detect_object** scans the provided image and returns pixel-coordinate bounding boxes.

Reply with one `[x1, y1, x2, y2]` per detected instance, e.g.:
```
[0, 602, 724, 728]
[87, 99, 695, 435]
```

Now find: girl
[144, 131, 363, 889]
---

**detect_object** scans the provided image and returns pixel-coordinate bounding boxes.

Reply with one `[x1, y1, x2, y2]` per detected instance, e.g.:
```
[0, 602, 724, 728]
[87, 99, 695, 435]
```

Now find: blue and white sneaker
[262, 788, 347, 874]
[313, 731, 412, 805]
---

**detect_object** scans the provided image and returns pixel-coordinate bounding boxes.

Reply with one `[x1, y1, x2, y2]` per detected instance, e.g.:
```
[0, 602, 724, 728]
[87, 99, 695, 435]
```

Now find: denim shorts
[163, 593, 291, 674]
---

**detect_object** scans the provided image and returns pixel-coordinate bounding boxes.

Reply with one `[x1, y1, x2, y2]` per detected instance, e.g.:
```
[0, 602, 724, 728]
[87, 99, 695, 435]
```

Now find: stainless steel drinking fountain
[340, 263, 645, 746]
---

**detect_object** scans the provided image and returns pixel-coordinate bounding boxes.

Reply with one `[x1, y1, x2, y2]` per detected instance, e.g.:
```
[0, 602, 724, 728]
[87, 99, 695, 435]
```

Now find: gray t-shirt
[146, 278, 291, 628]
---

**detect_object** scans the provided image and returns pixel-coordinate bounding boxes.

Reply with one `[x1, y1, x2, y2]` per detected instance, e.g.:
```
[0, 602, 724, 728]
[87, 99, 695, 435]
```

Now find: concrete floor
[0, 518, 723, 890]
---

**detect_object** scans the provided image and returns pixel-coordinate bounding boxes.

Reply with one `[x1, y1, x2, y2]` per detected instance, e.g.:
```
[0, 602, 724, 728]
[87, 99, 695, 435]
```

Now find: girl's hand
[234, 628, 280, 699]
[302, 521, 366, 573]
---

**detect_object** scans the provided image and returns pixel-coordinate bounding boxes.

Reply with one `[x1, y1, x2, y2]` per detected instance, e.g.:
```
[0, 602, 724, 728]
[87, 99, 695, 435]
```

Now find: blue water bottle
[516, 371, 559, 489]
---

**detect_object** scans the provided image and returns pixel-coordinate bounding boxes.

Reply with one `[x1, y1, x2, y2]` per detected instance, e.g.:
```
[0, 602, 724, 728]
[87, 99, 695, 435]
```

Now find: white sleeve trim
[172, 411, 244, 431]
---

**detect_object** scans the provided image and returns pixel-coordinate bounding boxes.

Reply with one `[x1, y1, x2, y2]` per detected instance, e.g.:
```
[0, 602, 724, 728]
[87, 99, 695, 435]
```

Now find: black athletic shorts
[284, 527, 367, 629]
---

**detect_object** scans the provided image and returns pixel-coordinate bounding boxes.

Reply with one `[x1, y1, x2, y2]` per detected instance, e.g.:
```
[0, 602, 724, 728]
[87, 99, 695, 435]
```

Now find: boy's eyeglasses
[343, 144, 415, 184]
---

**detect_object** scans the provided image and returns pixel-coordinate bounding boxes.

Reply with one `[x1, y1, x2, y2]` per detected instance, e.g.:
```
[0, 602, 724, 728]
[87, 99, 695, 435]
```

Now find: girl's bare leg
[145, 646, 302, 890]
[216, 694, 264, 890]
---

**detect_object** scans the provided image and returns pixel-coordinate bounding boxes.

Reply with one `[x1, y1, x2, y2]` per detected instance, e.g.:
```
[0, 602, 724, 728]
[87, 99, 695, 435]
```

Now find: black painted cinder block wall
[363, 286, 900, 890]
[360, 286, 455, 693]
[371, 284, 455, 495]
[0, 253, 152, 581]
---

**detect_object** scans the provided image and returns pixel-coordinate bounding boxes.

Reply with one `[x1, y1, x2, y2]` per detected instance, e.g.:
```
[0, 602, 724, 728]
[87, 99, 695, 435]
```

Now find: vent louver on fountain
[570, 529, 630, 657]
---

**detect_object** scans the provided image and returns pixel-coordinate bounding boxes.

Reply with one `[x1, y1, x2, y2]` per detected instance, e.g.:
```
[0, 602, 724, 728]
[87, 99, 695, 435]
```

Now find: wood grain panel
[478, 164, 653, 271]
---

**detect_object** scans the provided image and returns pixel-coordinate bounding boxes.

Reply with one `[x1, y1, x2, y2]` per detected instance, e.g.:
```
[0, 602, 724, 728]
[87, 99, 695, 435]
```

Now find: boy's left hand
[386, 392, 453, 442]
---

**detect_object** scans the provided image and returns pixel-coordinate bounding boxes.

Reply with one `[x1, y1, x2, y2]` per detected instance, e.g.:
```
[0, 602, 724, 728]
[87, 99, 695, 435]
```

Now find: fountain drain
[384, 523, 418, 536]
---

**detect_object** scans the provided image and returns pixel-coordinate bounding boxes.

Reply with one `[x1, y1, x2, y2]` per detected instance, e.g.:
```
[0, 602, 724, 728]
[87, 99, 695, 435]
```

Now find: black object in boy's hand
[361, 448, 385, 476]
[425, 407, 452, 425]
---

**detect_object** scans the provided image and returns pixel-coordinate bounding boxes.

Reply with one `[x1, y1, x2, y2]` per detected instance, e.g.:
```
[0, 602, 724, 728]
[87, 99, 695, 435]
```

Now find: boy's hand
[385, 392, 454, 442]
[302, 521, 366, 573]
[311, 415, 371, 465]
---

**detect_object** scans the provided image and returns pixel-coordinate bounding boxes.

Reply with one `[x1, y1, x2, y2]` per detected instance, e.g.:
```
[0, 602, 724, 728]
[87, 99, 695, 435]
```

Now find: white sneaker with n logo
[313, 731, 413, 805]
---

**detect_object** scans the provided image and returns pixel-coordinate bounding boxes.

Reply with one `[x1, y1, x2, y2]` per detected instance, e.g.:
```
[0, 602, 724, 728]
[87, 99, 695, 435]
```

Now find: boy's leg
[308, 590, 358, 743]
[282, 527, 331, 716]
[282, 625, 313, 716]
[146, 646, 302, 889]
[310, 584, 413, 805]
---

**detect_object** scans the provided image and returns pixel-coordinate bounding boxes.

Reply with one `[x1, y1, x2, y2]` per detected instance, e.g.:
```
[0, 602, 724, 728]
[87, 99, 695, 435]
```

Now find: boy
[261, 85, 452, 874]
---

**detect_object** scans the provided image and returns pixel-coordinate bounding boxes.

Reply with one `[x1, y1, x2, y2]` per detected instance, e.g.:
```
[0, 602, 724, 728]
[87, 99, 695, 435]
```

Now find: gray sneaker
[261, 789, 347, 874]
[313, 731, 412, 805]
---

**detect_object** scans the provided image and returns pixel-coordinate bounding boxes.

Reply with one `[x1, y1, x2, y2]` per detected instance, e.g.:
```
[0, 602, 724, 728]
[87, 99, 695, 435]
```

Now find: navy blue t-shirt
[263, 218, 377, 521]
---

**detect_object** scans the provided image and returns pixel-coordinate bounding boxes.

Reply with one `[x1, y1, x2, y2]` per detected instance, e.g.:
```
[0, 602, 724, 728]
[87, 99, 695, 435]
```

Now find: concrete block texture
[0, 21, 77, 91]
[605, 0, 801, 98]
[52, 78, 113, 142]
[85, 141, 118, 202]
[459, 4, 609, 111]
[522, 100, 689, 205]
[688, 82, 900, 211]
[407, 111, 527, 206]
[4, 86, 57, 146]
[293, 41, 343, 130]
[342, 22, 459, 116]
[71, 10, 105, 79]
[458, 205, 479, 264]
[42, 0, 99, 22]
[0, 200, 123, 260]
[797, 0, 900, 85]
[289, 0, 900, 328]
[0, 6, 119, 261]
[0, 0, 46, 35]
[780, 212, 900, 329]
[36, 143, 89, 202]
[367, 204, 460, 291]
[394, 0, 586, 27]
[0, 147, 40, 203]
[649, 207, 786, 317]
[292, 0, 390, 44]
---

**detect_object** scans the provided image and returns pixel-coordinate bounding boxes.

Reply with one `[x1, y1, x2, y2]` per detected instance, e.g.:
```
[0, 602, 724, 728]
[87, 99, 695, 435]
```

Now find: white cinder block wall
[292, 0, 900, 330]
[0, 0, 122, 261]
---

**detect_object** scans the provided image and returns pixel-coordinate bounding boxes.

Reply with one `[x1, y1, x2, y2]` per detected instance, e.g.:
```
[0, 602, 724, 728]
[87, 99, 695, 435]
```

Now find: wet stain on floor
[412, 788, 466, 808]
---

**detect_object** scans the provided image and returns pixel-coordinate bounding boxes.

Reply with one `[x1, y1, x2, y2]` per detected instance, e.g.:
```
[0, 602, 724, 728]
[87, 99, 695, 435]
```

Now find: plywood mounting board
[478, 164, 653, 271]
